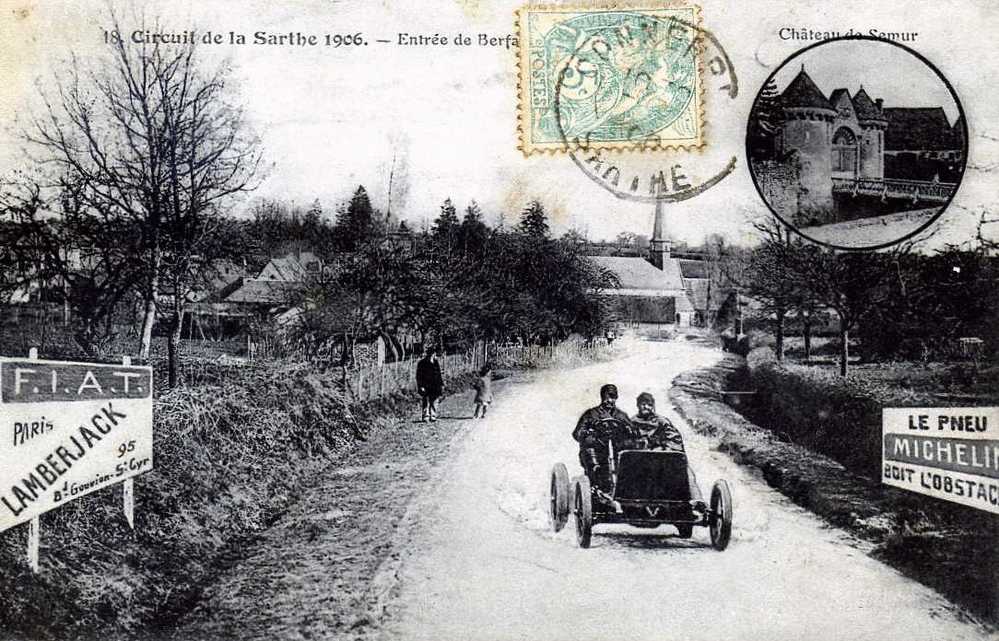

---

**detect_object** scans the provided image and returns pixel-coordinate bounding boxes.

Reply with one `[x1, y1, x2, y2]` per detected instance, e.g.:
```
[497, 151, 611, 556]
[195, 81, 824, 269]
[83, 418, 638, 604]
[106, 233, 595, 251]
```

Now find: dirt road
[381, 341, 992, 641]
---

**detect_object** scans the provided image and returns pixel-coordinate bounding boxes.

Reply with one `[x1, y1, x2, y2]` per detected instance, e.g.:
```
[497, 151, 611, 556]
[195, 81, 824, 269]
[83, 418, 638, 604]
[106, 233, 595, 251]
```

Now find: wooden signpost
[0, 349, 154, 572]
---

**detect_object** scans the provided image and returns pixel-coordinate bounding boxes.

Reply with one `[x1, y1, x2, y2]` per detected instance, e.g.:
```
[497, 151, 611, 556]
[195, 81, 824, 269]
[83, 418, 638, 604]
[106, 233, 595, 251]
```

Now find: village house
[588, 203, 697, 332]
[181, 252, 319, 339]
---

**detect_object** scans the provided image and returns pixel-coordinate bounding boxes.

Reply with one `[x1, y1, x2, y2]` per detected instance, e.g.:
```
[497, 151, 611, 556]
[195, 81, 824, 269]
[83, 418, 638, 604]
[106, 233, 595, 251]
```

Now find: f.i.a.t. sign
[0, 357, 153, 533]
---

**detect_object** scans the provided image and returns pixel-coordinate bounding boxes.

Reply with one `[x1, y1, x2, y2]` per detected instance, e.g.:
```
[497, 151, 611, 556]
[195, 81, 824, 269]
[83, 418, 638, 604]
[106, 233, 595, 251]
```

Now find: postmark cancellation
[516, 4, 705, 156]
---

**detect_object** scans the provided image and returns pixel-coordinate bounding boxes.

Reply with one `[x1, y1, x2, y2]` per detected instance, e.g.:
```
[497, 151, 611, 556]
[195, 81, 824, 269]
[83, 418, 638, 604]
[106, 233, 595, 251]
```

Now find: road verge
[669, 353, 998, 626]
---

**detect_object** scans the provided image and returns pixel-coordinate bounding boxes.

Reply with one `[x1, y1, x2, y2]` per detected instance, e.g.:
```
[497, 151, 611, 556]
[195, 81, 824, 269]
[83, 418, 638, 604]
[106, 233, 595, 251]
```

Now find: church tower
[648, 200, 671, 270]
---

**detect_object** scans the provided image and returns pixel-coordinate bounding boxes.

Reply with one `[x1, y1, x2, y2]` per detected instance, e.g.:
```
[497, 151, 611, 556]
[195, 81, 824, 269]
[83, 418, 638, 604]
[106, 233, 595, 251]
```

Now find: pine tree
[336, 185, 375, 250]
[462, 200, 483, 226]
[749, 78, 782, 160]
[518, 200, 550, 238]
[459, 200, 489, 255]
[431, 198, 459, 239]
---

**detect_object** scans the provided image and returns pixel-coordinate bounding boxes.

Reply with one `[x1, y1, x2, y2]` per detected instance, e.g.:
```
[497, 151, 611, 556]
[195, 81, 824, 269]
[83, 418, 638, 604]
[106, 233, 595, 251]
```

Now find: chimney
[648, 200, 671, 270]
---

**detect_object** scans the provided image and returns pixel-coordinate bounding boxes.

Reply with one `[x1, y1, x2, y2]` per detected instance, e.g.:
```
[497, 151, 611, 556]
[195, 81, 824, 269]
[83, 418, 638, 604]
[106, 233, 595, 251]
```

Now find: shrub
[746, 346, 776, 369]
[747, 361, 887, 478]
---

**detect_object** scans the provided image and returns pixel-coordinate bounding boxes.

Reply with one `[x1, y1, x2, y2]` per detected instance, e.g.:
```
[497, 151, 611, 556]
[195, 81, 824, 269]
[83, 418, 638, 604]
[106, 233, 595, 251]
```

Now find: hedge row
[745, 347, 938, 479]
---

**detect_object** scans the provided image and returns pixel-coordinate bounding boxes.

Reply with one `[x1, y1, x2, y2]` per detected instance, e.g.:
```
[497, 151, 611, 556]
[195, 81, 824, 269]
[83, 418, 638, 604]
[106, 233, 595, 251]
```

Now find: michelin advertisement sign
[883, 407, 999, 515]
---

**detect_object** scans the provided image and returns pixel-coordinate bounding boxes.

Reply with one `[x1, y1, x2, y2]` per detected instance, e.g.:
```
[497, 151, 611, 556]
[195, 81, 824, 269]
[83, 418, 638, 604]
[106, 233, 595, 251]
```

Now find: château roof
[952, 114, 966, 145]
[884, 107, 959, 151]
[828, 88, 851, 107]
[851, 87, 884, 120]
[778, 69, 834, 111]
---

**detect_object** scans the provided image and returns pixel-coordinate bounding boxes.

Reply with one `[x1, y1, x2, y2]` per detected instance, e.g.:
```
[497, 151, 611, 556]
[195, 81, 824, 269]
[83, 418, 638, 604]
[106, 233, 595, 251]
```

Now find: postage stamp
[516, 4, 705, 156]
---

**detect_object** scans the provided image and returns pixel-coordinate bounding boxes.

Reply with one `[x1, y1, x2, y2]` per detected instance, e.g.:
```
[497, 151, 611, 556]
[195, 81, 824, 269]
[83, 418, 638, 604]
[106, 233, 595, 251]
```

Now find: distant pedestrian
[416, 347, 444, 422]
[472, 364, 493, 419]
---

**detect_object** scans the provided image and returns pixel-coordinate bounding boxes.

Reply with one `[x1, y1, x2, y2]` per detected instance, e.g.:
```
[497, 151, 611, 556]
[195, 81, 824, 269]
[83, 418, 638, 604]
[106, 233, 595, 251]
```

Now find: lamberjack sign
[0, 358, 154, 533]
[882, 407, 999, 514]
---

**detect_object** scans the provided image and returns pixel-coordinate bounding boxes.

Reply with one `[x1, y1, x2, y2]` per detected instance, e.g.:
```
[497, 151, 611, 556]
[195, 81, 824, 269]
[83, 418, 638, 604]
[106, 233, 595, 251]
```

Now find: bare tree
[792, 246, 896, 376]
[156, 36, 262, 386]
[736, 218, 799, 361]
[25, 9, 260, 371]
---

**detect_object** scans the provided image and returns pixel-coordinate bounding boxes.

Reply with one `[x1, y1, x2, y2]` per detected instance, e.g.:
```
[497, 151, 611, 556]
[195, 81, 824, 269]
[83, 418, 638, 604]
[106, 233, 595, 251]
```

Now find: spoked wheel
[710, 480, 733, 551]
[549, 463, 570, 532]
[574, 476, 593, 549]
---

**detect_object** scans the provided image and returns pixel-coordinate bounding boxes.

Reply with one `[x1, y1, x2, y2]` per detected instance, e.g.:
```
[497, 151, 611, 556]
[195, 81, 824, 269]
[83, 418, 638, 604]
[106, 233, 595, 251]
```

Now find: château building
[758, 67, 964, 225]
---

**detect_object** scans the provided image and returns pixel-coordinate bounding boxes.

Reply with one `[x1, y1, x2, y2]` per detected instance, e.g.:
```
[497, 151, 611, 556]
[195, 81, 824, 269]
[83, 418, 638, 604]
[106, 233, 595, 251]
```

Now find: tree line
[730, 217, 999, 375]
[0, 10, 617, 385]
[284, 189, 618, 366]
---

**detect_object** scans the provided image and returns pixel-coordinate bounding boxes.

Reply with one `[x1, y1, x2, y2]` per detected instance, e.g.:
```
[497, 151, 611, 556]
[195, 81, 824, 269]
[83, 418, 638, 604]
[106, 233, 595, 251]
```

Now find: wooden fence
[343, 338, 615, 402]
[181, 336, 617, 403]
[344, 348, 487, 402]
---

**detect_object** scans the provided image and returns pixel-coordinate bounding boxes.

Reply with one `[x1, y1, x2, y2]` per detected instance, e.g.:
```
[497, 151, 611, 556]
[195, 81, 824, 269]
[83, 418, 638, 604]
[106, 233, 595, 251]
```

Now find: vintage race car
[550, 418, 733, 550]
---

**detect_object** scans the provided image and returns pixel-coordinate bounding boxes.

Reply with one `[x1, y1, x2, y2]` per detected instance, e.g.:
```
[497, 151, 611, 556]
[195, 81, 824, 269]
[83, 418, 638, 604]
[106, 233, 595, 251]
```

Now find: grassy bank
[670, 352, 999, 624]
[0, 364, 367, 641]
[0, 339, 622, 640]
[744, 346, 999, 480]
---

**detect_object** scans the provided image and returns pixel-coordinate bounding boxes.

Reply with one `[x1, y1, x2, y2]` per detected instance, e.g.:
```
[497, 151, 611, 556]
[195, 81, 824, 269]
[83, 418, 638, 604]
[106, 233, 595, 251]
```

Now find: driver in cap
[572, 384, 633, 492]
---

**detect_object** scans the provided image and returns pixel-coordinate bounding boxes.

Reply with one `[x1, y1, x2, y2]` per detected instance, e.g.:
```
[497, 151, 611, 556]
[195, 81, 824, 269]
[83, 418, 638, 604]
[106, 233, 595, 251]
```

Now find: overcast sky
[772, 39, 960, 124]
[1, 0, 996, 247]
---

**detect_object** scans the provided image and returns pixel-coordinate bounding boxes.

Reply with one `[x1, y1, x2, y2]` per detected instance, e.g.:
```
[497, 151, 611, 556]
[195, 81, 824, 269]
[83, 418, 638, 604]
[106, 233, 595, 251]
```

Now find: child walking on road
[472, 364, 493, 419]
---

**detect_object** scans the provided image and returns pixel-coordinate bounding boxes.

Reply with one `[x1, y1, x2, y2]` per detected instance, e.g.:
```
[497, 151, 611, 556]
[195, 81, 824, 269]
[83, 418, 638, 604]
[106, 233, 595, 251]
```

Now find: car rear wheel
[574, 476, 593, 549]
[549, 463, 570, 532]
[710, 480, 733, 551]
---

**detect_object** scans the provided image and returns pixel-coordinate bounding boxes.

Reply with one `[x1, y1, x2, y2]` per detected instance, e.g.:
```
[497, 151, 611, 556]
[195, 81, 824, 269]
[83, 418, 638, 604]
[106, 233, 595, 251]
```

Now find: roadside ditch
[669, 351, 998, 626]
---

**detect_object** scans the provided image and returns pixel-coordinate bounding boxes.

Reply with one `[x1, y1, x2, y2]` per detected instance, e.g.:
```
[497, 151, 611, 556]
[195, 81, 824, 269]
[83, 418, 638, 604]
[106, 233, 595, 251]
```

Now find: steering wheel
[588, 417, 635, 444]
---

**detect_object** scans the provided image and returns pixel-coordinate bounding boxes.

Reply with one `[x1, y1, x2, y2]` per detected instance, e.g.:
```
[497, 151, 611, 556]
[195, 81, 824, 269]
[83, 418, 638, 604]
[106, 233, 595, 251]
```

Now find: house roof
[884, 107, 958, 151]
[590, 256, 686, 291]
[678, 258, 708, 279]
[258, 252, 321, 281]
[224, 279, 304, 305]
[779, 69, 834, 111]
[189, 259, 248, 302]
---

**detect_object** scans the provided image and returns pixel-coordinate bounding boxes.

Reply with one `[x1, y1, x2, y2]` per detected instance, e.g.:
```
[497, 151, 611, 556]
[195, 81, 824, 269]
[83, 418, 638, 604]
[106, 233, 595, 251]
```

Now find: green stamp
[516, 5, 704, 155]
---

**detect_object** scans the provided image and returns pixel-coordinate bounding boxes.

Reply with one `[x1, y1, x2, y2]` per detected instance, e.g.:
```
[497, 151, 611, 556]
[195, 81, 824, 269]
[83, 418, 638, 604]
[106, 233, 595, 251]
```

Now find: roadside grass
[679, 348, 999, 623]
[0, 363, 363, 640]
[0, 336, 616, 640]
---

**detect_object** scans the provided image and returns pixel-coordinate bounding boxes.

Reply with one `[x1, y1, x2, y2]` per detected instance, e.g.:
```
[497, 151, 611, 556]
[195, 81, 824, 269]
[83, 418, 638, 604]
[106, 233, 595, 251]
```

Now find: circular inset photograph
[746, 37, 968, 251]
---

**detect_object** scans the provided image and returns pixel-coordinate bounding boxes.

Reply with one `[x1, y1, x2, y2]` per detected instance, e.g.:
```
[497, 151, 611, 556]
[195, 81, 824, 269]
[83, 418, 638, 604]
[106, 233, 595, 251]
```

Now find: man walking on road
[416, 347, 444, 422]
[572, 383, 632, 491]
